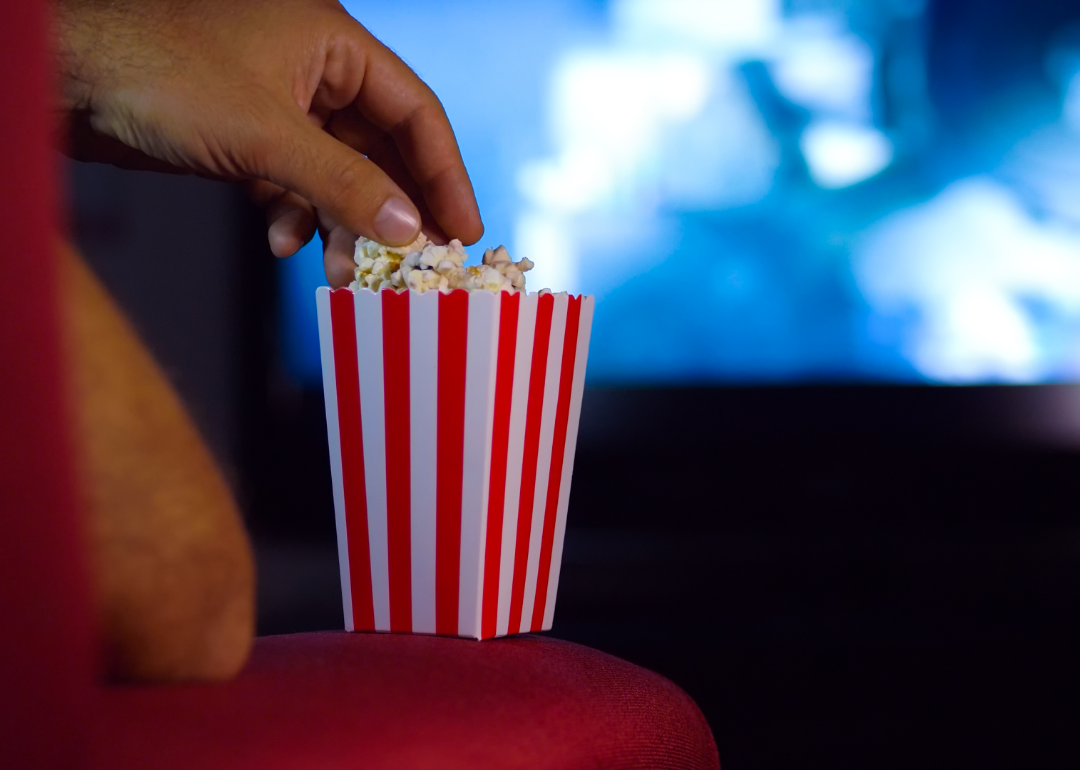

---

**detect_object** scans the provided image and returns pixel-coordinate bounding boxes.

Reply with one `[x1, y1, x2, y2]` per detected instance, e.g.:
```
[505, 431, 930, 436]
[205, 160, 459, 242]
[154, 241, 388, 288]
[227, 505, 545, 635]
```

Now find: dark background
[67, 161, 1080, 768]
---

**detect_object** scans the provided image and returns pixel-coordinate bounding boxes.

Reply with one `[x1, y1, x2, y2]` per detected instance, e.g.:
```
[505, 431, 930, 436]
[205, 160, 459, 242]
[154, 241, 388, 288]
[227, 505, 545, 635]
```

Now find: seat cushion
[91, 631, 718, 769]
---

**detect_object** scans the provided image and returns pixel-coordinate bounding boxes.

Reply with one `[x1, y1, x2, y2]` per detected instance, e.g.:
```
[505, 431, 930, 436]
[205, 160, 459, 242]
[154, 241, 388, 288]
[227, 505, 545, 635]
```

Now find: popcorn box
[316, 287, 594, 639]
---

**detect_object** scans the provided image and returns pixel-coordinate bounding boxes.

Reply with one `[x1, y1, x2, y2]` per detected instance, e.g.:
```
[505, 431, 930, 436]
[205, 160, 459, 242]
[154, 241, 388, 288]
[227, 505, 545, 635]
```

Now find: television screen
[279, 0, 1080, 386]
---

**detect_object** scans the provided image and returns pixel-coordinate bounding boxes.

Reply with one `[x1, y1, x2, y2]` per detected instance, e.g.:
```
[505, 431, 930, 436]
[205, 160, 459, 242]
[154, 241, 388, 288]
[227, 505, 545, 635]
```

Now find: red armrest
[92, 632, 718, 769]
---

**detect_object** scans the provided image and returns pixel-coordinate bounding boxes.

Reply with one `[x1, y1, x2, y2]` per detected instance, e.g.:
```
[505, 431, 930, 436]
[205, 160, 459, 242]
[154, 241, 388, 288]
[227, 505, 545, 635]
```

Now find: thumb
[257, 115, 421, 247]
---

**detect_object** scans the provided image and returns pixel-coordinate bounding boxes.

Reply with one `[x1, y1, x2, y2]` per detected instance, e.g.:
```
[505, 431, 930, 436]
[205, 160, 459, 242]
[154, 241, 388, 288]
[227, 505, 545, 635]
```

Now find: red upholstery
[91, 632, 719, 769]
[0, 2, 95, 769]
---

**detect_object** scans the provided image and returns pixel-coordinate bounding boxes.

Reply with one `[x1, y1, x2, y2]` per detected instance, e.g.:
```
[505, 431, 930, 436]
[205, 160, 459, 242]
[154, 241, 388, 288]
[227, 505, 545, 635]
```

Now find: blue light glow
[279, 0, 1080, 385]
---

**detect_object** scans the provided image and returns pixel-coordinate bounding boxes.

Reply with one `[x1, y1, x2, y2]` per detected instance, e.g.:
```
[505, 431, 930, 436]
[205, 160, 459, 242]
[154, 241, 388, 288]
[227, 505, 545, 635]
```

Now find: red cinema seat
[0, 2, 718, 768]
[92, 632, 718, 769]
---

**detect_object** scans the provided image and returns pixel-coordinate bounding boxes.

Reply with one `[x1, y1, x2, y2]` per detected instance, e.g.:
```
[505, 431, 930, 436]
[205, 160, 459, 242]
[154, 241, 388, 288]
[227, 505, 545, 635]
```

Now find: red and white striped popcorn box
[316, 287, 594, 639]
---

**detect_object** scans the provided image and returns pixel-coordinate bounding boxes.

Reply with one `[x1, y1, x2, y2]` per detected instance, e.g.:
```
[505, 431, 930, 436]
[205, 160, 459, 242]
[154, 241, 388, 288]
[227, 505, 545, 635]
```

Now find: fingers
[326, 110, 449, 244]
[248, 181, 317, 258]
[260, 115, 422, 247]
[249, 176, 355, 287]
[385, 103, 484, 246]
[347, 28, 484, 245]
[319, 213, 359, 289]
[269, 205, 315, 258]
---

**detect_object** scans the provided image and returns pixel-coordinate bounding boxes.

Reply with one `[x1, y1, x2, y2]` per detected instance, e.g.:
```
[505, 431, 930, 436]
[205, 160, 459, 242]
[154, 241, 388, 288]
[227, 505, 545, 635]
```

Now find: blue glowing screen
[280, 0, 1080, 385]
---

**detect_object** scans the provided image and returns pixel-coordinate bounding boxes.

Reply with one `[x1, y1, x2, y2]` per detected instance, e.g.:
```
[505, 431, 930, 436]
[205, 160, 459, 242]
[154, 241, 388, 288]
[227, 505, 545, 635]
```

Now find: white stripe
[355, 289, 390, 631]
[409, 290, 438, 634]
[317, 288, 354, 632]
[542, 295, 594, 630]
[497, 293, 537, 637]
[519, 294, 567, 632]
[460, 291, 500, 639]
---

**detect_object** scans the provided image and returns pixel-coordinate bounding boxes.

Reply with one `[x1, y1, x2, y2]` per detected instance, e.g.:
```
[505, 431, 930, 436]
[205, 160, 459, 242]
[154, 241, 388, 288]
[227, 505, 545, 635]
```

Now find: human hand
[55, 0, 484, 286]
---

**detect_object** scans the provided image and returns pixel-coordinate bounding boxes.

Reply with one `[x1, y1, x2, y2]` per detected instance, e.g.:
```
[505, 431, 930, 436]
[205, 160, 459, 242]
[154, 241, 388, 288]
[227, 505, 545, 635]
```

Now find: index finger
[351, 26, 484, 246]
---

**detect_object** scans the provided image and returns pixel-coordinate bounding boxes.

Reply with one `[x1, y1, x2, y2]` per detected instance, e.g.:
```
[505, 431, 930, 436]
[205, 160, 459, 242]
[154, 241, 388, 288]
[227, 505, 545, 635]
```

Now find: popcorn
[349, 233, 537, 294]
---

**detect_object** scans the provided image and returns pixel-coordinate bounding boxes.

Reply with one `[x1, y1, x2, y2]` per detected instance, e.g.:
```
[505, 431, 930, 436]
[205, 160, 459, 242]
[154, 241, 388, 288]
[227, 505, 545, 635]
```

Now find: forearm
[53, 0, 166, 111]
[62, 242, 255, 682]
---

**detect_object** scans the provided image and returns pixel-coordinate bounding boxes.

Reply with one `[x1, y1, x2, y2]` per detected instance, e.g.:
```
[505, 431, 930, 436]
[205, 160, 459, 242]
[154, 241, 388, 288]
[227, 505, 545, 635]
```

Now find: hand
[55, 0, 484, 286]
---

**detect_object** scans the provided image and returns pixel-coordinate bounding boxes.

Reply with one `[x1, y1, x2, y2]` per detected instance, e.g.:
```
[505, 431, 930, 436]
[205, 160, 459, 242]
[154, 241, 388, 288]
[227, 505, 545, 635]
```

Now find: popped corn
[349, 233, 538, 294]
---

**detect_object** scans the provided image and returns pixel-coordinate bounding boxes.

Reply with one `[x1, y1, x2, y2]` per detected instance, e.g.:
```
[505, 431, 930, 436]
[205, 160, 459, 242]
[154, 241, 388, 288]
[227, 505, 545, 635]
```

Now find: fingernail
[374, 198, 420, 245]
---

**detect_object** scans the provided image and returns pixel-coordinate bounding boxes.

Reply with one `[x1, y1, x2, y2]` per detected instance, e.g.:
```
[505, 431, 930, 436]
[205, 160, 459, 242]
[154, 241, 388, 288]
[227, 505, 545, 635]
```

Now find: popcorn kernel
[352, 233, 536, 294]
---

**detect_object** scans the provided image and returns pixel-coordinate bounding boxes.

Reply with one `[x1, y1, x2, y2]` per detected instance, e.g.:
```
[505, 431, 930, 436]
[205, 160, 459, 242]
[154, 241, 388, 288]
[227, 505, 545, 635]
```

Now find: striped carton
[316, 287, 594, 639]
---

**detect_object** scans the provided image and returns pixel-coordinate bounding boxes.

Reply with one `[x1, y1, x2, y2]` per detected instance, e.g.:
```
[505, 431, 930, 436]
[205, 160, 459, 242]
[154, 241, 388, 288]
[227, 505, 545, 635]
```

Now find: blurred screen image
[280, 0, 1080, 386]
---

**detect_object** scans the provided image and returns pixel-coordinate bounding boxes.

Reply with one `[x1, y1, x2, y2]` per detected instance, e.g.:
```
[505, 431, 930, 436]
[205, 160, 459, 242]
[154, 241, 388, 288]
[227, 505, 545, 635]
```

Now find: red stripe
[531, 296, 582, 630]
[330, 289, 375, 631]
[481, 292, 521, 639]
[436, 290, 469, 635]
[381, 290, 412, 632]
[507, 292, 555, 634]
